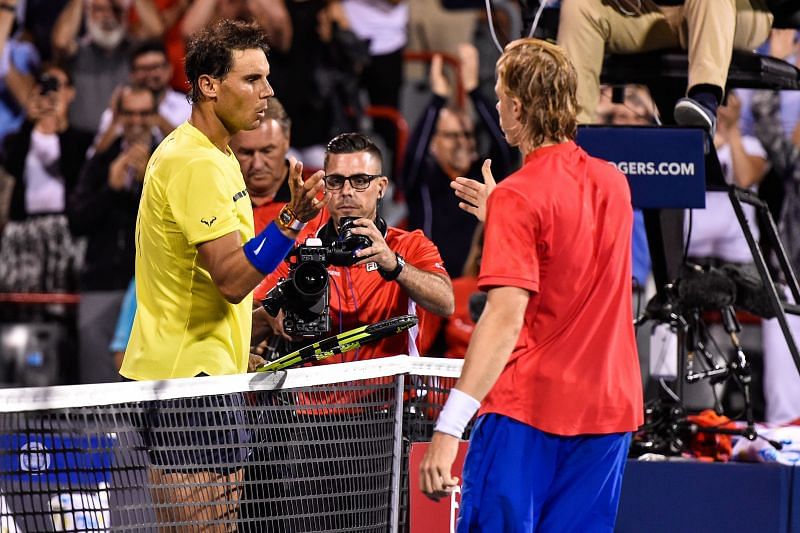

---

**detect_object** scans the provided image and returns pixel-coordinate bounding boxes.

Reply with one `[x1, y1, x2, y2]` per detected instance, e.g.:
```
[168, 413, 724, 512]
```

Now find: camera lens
[292, 261, 329, 298]
[337, 216, 371, 253]
[338, 217, 358, 237]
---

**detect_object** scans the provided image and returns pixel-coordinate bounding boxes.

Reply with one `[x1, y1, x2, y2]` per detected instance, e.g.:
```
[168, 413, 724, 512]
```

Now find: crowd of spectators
[0, 0, 503, 383]
[0, 0, 798, 425]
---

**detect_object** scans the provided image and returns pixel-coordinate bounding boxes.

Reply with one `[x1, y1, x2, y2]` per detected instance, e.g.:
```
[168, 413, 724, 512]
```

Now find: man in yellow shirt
[119, 19, 329, 529]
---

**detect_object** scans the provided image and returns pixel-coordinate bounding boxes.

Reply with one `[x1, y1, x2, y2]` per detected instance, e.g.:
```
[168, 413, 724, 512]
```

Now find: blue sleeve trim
[109, 279, 137, 353]
[243, 221, 296, 274]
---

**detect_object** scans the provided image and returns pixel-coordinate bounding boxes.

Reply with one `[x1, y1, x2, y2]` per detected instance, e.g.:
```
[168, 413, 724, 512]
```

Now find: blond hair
[496, 39, 578, 147]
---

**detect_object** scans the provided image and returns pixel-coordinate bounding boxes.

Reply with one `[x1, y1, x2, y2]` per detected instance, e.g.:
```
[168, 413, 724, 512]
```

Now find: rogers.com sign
[611, 160, 696, 177]
[576, 126, 706, 209]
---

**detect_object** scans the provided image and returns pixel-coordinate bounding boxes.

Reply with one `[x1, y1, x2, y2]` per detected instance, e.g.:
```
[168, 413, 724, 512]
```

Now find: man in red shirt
[246, 132, 454, 531]
[420, 39, 643, 532]
[253, 132, 454, 361]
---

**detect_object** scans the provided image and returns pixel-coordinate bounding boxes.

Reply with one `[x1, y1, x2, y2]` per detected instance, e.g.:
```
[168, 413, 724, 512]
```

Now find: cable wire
[659, 378, 681, 403]
[484, 0, 504, 53]
[526, 0, 549, 38]
[683, 208, 693, 265]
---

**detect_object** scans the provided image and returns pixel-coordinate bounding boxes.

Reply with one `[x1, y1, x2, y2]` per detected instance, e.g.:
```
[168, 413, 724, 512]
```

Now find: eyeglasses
[323, 173, 381, 191]
[133, 62, 168, 73]
[436, 130, 475, 141]
[120, 109, 155, 118]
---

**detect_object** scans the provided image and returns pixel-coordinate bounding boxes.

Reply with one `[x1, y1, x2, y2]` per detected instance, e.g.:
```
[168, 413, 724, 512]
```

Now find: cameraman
[248, 132, 453, 531]
[253, 132, 454, 362]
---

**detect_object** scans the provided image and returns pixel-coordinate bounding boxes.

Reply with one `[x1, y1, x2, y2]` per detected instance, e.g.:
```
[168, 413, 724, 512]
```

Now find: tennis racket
[256, 314, 418, 372]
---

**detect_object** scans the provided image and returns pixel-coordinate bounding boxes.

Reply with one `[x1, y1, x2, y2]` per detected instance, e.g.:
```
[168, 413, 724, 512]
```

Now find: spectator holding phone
[0, 64, 93, 294]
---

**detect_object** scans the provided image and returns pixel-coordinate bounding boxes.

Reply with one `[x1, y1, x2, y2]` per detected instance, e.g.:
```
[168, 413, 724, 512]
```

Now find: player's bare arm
[198, 159, 329, 304]
[351, 218, 455, 317]
[419, 285, 529, 500]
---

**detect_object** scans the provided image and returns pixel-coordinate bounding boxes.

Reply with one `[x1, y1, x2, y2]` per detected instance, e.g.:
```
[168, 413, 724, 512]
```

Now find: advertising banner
[577, 126, 706, 209]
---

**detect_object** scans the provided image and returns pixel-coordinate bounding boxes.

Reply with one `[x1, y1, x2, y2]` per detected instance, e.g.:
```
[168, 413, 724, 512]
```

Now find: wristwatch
[276, 204, 306, 232]
[379, 253, 405, 281]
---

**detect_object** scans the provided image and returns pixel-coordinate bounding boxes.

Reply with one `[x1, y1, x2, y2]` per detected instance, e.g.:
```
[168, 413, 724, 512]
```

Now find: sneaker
[674, 97, 717, 137]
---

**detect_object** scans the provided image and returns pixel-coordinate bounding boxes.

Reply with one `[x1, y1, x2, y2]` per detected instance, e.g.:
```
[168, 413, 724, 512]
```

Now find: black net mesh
[0, 357, 467, 533]
[0, 381, 398, 532]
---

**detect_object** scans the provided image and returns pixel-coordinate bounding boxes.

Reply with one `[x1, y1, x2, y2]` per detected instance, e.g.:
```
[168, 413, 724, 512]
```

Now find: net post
[390, 372, 405, 533]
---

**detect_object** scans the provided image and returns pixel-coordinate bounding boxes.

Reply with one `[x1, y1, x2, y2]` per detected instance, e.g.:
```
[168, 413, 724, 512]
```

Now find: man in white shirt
[686, 92, 768, 264]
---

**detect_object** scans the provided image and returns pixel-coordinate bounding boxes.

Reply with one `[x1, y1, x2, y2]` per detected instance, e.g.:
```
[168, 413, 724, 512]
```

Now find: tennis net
[0, 355, 463, 532]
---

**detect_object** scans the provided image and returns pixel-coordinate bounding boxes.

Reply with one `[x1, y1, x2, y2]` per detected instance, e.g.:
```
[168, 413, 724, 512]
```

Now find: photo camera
[38, 73, 61, 95]
[261, 217, 371, 337]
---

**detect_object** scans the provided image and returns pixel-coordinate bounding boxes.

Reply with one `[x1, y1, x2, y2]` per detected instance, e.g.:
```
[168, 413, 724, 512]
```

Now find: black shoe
[674, 97, 717, 137]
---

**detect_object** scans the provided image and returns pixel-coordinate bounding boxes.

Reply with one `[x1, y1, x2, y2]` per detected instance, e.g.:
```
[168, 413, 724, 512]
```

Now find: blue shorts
[458, 414, 631, 533]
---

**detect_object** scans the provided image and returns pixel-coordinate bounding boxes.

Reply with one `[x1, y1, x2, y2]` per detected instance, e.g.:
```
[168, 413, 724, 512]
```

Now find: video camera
[261, 217, 372, 337]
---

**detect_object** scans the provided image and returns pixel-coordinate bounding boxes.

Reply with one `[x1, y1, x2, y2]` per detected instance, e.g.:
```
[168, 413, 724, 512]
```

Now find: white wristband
[434, 388, 480, 439]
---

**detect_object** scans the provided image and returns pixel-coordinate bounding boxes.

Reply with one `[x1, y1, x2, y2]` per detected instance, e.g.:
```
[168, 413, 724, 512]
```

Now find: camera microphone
[720, 263, 779, 319]
[676, 266, 736, 311]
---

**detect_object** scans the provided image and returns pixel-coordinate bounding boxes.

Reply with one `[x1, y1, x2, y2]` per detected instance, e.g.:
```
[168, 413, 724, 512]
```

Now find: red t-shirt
[252, 202, 284, 233]
[477, 141, 643, 436]
[254, 222, 448, 362]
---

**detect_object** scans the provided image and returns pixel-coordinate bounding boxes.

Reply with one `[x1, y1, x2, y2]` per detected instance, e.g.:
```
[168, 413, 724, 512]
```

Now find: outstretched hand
[248, 352, 267, 372]
[450, 159, 497, 222]
[286, 156, 331, 223]
[252, 306, 292, 345]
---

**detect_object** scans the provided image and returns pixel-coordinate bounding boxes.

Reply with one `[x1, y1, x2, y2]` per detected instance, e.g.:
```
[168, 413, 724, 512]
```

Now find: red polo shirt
[478, 141, 643, 436]
[254, 223, 448, 361]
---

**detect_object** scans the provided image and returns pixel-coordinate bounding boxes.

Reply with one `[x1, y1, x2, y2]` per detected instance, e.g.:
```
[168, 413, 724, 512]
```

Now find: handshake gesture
[451, 159, 497, 223]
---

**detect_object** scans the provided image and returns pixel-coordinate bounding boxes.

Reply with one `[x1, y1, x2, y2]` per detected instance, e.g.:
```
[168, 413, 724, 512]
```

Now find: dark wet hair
[184, 19, 270, 104]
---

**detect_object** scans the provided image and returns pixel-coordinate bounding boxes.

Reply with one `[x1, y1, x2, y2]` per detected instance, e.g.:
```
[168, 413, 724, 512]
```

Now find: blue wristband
[243, 221, 296, 274]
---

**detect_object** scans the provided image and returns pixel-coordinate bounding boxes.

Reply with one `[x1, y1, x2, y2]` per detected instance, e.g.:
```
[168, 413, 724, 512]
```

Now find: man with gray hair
[51, 0, 163, 133]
